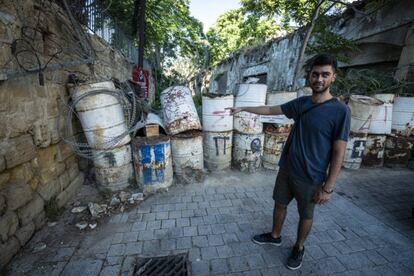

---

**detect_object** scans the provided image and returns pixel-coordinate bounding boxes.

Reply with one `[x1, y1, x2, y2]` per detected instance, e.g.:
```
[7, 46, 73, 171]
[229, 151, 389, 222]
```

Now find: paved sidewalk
[6, 168, 414, 275]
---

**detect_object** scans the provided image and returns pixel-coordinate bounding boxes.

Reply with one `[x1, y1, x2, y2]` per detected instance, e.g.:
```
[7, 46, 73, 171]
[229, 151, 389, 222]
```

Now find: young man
[227, 54, 351, 270]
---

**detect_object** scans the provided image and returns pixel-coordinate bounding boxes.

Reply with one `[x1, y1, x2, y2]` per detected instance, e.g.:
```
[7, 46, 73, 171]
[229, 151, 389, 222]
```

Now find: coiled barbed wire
[60, 84, 146, 159]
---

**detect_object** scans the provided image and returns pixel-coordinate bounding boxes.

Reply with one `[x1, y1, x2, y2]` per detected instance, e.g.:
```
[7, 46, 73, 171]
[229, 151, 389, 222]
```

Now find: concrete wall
[189, 0, 414, 96]
[0, 0, 133, 267]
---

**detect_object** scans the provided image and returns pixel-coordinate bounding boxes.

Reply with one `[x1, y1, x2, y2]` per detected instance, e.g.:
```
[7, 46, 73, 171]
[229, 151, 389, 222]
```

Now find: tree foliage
[206, 8, 285, 65]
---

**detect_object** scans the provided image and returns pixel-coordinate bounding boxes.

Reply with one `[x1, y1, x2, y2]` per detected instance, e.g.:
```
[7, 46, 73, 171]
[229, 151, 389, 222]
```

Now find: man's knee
[275, 203, 288, 211]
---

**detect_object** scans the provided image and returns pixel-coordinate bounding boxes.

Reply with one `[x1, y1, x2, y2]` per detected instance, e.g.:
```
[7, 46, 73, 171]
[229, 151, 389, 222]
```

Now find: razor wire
[60, 84, 146, 159]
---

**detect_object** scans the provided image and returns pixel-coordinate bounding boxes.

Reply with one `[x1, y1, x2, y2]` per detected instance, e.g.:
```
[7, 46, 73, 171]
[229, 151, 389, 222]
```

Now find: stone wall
[189, 0, 414, 95]
[0, 0, 134, 267]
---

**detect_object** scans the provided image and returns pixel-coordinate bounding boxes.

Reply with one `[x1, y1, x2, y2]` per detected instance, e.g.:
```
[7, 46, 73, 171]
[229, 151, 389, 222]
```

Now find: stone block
[0, 194, 5, 216]
[0, 172, 10, 189]
[47, 116, 64, 144]
[56, 172, 83, 208]
[0, 211, 18, 242]
[0, 237, 20, 268]
[36, 178, 61, 201]
[36, 146, 58, 171]
[9, 162, 34, 183]
[32, 121, 51, 148]
[4, 134, 36, 169]
[57, 142, 74, 162]
[17, 193, 44, 226]
[66, 161, 79, 182]
[33, 210, 46, 230]
[28, 177, 39, 191]
[15, 221, 35, 246]
[2, 181, 33, 211]
[0, 156, 5, 172]
[58, 171, 70, 190]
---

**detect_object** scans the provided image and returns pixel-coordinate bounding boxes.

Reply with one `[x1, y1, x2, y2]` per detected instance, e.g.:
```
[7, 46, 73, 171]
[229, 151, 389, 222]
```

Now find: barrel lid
[350, 95, 384, 106]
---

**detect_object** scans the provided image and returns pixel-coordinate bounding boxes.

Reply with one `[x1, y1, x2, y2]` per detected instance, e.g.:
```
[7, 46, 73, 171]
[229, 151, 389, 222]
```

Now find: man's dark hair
[309, 54, 337, 72]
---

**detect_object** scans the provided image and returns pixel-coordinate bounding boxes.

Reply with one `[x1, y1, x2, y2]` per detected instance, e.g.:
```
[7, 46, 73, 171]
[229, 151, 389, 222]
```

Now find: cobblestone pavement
[6, 168, 414, 276]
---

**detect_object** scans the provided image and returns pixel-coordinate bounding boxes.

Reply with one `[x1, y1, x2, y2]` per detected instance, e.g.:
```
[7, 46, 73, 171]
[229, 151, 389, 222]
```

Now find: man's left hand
[313, 187, 331, 204]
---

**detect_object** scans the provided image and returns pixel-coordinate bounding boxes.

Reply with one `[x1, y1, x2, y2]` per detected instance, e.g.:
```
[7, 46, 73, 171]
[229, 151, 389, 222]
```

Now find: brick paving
[6, 168, 414, 275]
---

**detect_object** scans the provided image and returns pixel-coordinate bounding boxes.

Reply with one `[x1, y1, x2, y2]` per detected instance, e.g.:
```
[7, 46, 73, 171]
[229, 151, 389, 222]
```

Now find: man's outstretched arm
[225, 105, 283, 115]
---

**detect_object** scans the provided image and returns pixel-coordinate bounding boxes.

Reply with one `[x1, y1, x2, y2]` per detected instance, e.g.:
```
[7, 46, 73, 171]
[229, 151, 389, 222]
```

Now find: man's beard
[311, 83, 331, 94]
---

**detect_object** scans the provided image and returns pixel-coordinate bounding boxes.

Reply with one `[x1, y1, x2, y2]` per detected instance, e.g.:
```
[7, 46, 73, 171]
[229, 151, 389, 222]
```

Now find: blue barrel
[132, 136, 173, 192]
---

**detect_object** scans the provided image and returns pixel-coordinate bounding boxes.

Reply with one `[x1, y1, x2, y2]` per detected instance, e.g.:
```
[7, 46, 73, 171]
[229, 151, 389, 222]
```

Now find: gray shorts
[273, 169, 320, 219]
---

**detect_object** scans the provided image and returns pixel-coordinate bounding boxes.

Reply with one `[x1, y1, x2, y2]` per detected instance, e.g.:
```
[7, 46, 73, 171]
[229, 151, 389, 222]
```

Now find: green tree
[206, 8, 285, 65]
[240, 0, 390, 93]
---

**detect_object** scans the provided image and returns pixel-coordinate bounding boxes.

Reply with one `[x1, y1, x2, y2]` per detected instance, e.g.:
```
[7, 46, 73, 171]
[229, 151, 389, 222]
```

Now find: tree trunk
[293, 0, 324, 96]
[135, 0, 146, 68]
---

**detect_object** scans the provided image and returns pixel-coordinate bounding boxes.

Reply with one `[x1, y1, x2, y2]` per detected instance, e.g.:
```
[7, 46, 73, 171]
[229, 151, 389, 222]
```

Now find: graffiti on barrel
[213, 136, 230, 156]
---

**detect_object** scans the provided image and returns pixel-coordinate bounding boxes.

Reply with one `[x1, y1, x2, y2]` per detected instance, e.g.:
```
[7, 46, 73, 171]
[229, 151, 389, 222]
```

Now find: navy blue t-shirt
[279, 96, 351, 185]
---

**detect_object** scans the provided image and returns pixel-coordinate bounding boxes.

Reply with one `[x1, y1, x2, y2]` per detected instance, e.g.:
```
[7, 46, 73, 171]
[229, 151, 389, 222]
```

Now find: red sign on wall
[133, 67, 150, 98]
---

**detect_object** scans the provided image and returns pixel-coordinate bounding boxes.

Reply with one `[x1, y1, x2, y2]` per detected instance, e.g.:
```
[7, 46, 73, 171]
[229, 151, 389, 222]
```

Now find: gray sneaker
[287, 246, 305, 270]
[252, 233, 282, 246]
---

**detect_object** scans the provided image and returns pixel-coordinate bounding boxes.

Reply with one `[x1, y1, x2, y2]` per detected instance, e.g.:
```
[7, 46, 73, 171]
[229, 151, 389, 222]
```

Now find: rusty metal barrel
[132, 135, 173, 193]
[233, 133, 264, 173]
[262, 125, 291, 170]
[392, 96, 414, 136]
[160, 86, 201, 135]
[234, 84, 267, 134]
[203, 131, 233, 171]
[343, 132, 368, 169]
[362, 134, 386, 167]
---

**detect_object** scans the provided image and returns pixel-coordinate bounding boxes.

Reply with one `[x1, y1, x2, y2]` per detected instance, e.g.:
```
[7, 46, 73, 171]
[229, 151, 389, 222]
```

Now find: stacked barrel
[202, 94, 234, 171]
[261, 92, 296, 170]
[160, 86, 204, 183]
[232, 84, 267, 173]
[345, 95, 393, 169]
[71, 81, 134, 191]
[384, 96, 414, 167]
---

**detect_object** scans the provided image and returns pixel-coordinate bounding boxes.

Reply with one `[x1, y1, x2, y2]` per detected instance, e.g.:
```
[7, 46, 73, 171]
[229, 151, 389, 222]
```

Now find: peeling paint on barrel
[171, 131, 204, 183]
[262, 125, 290, 170]
[233, 133, 264, 173]
[362, 135, 386, 167]
[343, 132, 367, 169]
[161, 86, 201, 135]
[384, 135, 414, 167]
[234, 83, 267, 134]
[132, 136, 173, 193]
[203, 131, 233, 171]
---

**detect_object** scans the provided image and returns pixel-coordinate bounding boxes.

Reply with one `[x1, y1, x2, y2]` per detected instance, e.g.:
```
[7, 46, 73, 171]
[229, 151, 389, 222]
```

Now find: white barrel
[234, 84, 267, 134]
[262, 130, 289, 171]
[132, 136, 173, 193]
[348, 95, 391, 134]
[202, 95, 234, 131]
[343, 132, 368, 169]
[171, 131, 204, 177]
[72, 81, 130, 149]
[361, 135, 386, 167]
[233, 133, 264, 173]
[161, 86, 202, 135]
[261, 92, 296, 125]
[392, 97, 414, 134]
[93, 144, 134, 191]
[375, 94, 395, 103]
[203, 131, 233, 171]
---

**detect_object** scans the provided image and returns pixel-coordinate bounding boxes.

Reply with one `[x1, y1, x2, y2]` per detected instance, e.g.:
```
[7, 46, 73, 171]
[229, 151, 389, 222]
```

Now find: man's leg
[271, 203, 288, 238]
[295, 218, 313, 250]
[252, 170, 292, 246]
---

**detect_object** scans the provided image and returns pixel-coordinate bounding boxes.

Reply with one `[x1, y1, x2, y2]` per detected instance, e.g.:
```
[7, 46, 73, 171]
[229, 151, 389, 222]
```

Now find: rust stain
[362, 135, 386, 167]
[384, 135, 414, 167]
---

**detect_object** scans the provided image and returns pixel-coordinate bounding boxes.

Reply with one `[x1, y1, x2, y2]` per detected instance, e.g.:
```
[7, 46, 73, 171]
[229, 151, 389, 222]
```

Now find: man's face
[309, 65, 336, 94]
